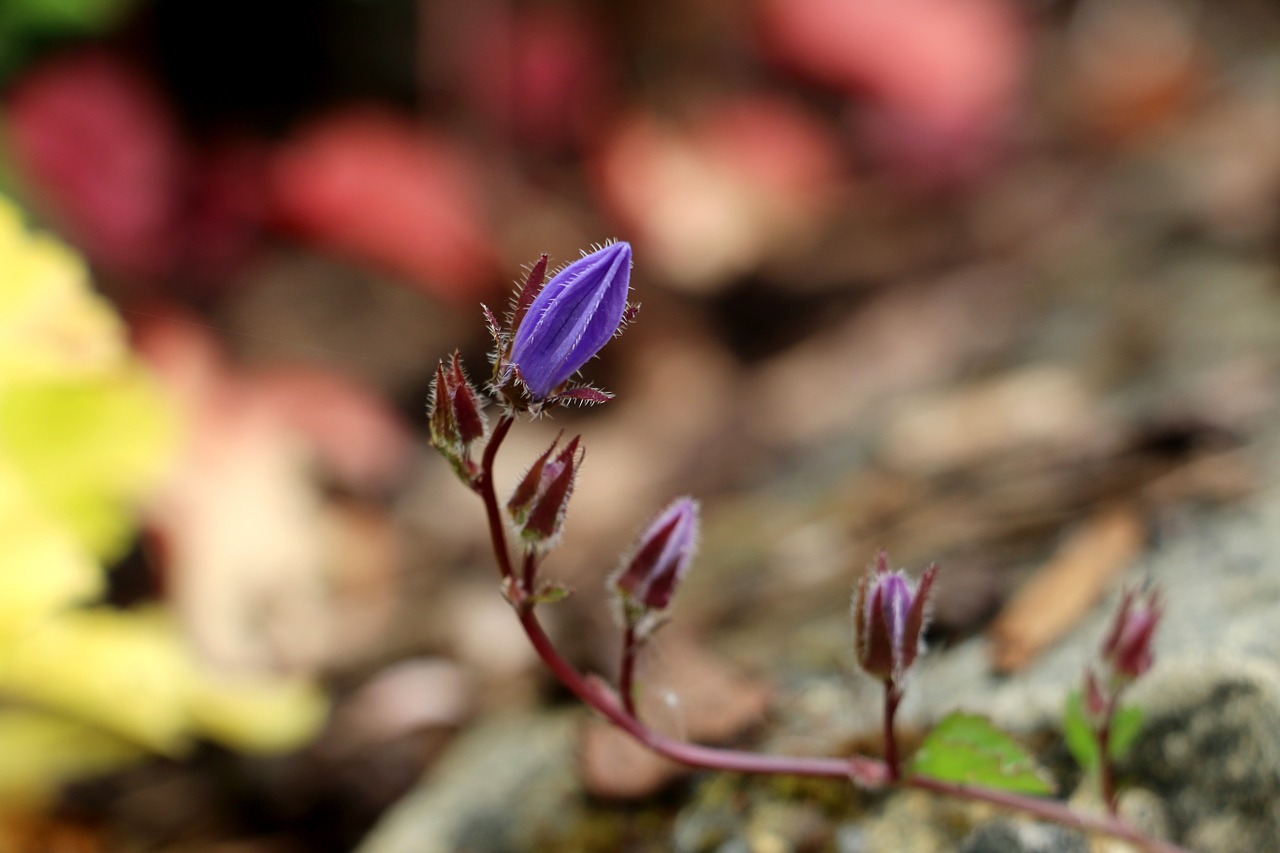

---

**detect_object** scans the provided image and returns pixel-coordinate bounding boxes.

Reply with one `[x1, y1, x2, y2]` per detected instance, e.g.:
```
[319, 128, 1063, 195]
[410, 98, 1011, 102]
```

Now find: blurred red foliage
[458, 4, 616, 151]
[5, 50, 184, 280]
[758, 0, 1027, 180]
[267, 109, 498, 302]
[5, 49, 270, 287]
[596, 95, 843, 289]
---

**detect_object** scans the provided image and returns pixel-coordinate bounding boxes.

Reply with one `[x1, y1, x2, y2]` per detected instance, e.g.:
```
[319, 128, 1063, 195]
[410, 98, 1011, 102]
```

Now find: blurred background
[2, 0, 1280, 849]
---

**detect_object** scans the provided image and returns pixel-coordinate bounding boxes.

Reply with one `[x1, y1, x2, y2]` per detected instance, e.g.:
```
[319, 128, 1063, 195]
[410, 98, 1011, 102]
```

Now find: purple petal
[511, 242, 632, 397]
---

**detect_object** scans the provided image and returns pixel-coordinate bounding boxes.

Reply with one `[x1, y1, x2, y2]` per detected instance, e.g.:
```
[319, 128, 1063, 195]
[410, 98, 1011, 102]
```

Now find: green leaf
[528, 580, 574, 605]
[1063, 690, 1100, 772]
[1108, 704, 1144, 761]
[909, 712, 1055, 795]
[1063, 691, 1145, 772]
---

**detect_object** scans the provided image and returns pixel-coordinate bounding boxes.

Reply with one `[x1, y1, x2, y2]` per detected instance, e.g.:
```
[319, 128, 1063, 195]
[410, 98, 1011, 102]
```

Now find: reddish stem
[522, 550, 539, 596]
[1098, 716, 1117, 815]
[908, 775, 1189, 853]
[884, 682, 902, 782]
[619, 622, 640, 717]
[469, 409, 1196, 853]
[476, 414, 516, 582]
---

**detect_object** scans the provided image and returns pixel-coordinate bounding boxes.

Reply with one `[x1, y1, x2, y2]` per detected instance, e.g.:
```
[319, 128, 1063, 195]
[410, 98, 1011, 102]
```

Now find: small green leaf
[1063, 690, 1100, 772]
[1063, 691, 1145, 771]
[909, 711, 1055, 795]
[528, 580, 573, 605]
[1108, 704, 1144, 761]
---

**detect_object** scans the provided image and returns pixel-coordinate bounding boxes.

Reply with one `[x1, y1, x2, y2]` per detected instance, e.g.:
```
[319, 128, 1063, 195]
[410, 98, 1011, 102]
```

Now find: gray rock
[1123, 660, 1280, 853]
[355, 713, 580, 853]
[958, 819, 1088, 853]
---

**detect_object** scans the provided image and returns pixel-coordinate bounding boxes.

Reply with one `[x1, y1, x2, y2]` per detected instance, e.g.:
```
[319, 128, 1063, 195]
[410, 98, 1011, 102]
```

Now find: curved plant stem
[476, 414, 516, 582]
[515, 604, 1193, 853]
[908, 775, 1190, 853]
[470, 409, 1196, 853]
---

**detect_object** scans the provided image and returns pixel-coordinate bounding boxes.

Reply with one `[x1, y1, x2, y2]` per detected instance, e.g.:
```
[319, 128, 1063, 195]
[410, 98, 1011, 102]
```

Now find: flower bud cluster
[853, 551, 938, 686]
[428, 351, 488, 483]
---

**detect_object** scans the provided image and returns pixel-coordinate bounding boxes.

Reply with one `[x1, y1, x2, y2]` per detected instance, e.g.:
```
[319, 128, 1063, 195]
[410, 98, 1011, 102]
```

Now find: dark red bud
[522, 437, 581, 542]
[512, 253, 549, 333]
[612, 498, 699, 614]
[1102, 587, 1161, 681]
[449, 353, 487, 444]
[507, 433, 582, 547]
[1085, 668, 1108, 721]
[428, 361, 458, 450]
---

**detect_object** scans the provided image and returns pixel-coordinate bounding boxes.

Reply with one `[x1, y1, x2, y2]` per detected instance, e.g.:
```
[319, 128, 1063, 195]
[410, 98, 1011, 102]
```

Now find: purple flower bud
[1100, 587, 1161, 682]
[509, 241, 632, 398]
[507, 433, 582, 548]
[853, 551, 938, 684]
[612, 498, 700, 614]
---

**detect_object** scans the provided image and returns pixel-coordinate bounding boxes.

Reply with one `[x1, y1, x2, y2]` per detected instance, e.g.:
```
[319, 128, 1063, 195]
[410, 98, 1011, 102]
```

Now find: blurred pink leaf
[459, 4, 615, 150]
[5, 50, 183, 279]
[596, 96, 843, 290]
[253, 366, 414, 491]
[758, 0, 1027, 180]
[134, 312, 411, 673]
[267, 110, 497, 301]
[4, 50, 271, 288]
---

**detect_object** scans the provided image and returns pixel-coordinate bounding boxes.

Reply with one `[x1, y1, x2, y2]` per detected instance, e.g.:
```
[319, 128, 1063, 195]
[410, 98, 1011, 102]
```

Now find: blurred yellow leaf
[0, 510, 102, 633]
[0, 711, 142, 808]
[188, 674, 329, 754]
[0, 609, 192, 755]
[0, 195, 326, 804]
[0, 369, 178, 560]
[0, 196, 126, 381]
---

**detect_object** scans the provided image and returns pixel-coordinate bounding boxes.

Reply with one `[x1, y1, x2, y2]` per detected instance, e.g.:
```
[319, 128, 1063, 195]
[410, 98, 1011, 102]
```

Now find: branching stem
[468, 409, 1195, 853]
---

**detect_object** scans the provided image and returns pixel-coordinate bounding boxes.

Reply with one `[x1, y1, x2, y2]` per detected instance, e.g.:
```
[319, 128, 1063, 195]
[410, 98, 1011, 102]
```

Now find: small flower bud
[428, 351, 488, 480]
[853, 551, 938, 684]
[1084, 667, 1108, 722]
[612, 497, 700, 615]
[1100, 587, 1161, 683]
[509, 241, 632, 399]
[507, 433, 582, 548]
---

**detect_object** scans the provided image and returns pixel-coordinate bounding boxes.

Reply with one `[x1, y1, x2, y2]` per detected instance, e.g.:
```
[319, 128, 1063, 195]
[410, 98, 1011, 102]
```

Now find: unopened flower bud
[612, 497, 699, 616]
[1100, 587, 1161, 683]
[509, 241, 632, 399]
[853, 551, 938, 684]
[428, 351, 488, 480]
[1084, 668, 1108, 722]
[507, 434, 582, 548]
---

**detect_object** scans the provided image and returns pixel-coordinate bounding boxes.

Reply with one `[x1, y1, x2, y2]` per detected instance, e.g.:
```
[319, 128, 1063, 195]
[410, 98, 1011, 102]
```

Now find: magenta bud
[853, 551, 938, 684]
[612, 498, 700, 614]
[1101, 587, 1161, 682]
[507, 433, 582, 547]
